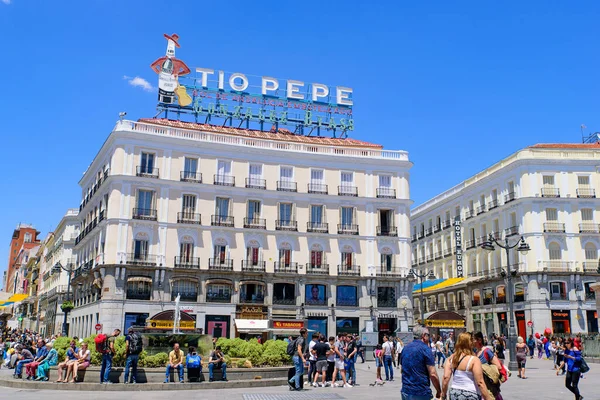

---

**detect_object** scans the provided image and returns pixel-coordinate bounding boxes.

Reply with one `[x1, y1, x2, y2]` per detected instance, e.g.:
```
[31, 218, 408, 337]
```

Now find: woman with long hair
[563, 339, 583, 400]
[441, 332, 489, 400]
[515, 336, 529, 379]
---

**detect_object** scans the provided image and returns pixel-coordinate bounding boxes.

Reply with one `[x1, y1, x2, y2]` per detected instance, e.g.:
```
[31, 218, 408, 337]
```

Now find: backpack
[128, 332, 143, 355]
[286, 337, 298, 356]
[187, 354, 201, 369]
[95, 334, 109, 354]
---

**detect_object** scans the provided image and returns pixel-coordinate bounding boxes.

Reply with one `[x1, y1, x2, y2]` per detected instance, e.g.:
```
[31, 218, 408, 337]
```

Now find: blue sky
[1, 1, 599, 280]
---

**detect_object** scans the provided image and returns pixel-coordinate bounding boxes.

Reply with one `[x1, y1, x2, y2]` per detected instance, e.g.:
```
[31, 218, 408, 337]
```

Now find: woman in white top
[67, 342, 91, 383]
[441, 332, 489, 400]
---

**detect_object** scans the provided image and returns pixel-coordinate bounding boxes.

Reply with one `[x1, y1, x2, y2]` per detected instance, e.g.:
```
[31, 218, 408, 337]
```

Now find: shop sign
[484, 313, 494, 321]
[515, 311, 525, 319]
[273, 320, 304, 330]
[237, 305, 267, 319]
[552, 310, 570, 319]
[454, 217, 463, 277]
[147, 320, 195, 330]
[425, 319, 466, 328]
[152, 33, 353, 137]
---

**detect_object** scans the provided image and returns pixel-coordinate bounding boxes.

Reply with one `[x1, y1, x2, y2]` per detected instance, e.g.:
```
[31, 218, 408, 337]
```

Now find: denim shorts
[375, 359, 382, 368]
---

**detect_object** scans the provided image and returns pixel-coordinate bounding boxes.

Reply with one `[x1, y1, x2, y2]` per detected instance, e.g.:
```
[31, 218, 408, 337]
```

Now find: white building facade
[411, 143, 600, 337]
[69, 119, 413, 340]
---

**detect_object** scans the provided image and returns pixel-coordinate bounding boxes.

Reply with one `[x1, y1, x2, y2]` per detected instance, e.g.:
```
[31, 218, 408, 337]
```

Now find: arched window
[496, 285, 506, 304]
[206, 282, 232, 303]
[549, 242, 562, 260]
[472, 289, 481, 306]
[309, 244, 325, 270]
[240, 282, 265, 304]
[178, 236, 194, 264]
[514, 283, 525, 302]
[277, 242, 294, 271]
[584, 243, 597, 260]
[171, 280, 198, 302]
[126, 276, 152, 300]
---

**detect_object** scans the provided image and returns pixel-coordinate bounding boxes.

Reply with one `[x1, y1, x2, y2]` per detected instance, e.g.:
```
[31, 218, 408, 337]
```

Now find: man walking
[445, 332, 455, 356]
[400, 325, 441, 400]
[307, 332, 318, 383]
[311, 335, 330, 387]
[332, 333, 352, 388]
[288, 327, 308, 391]
[382, 335, 395, 381]
[124, 328, 143, 384]
[345, 334, 358, 386]
[100, 329, 120, 384]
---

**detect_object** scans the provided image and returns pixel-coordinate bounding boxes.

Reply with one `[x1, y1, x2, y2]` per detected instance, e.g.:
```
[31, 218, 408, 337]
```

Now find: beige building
[411, 143, 600, 337]
[69, 118, 413, 340]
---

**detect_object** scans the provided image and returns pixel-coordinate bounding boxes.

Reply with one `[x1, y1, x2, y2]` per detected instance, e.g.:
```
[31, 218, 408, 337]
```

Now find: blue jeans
[208, 362, 227, 380]
[14, 359, 33, 376]
[436, 351, 446, 366]
[401, 393, 432, 400]
[289, 355, 304, 389]
[383, 355, 393, 380]
[165, 364, 184, 382]
[124, 354, 139, 383]
[100, 354, 113, 383]
[347, 358, 356, 384]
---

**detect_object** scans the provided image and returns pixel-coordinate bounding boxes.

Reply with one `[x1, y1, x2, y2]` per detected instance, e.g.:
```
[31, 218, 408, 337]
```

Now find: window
[278, 248, 292, 267]
[379, 175, 392, 188]
[507, 181, 515, 192]
[171, 280, 197, 302]
[182, 194, 196, 213]
[24, 233, 32, 243]
[310, 250, 324, 267]
[510, 212, 517, 226]
[278, 202, 294, 223]
[337, 286, 358, 307]
[380, 253, 394, 270]
[496, 285, 506, 303]
[585, 243, 597, 260]
[213, 245, 227, 264]
[311, 169, 324, 184]
[341, 172, 353, 187]
[247, 200, 261, 221]
[248, 164, 263, 186]
[217, 160, 232, 177]
[306, 284, 326, 305]
[492, 219, 499, 235]
[183, 157, 198, 178]
[546, 208, 558, 221]
[379, 209, 393, 229]
[543, 175, 555, 187]
[179, 241, 194, 261]
[133, 240, 149, 260]
[584, 282, 595, 300]
[514, 283, 525, 302]
[492, 189, 498, 201]
[126, 278, 152, 300]
[279, 166, 295, 190]
[472, 289, 481, 306]
[140, 152, 155, 174]
[206, 283, 232, 302]
[310, 205, 324, 224]
[341, 252, 353, 268]
[550, 282, 567, 300]
[215, 197, 230, 217]
[240, 283, 265, 303]
[246, 246, 260, 265]
[581, 209, 593, 221]
[340, 207, 355, 227]
[273, 283, 295, 305]
[137, 190, 155, 212]
[549, 242, 561, 260]
[578, 176, 590, 187]
[377, 287, 396, 307]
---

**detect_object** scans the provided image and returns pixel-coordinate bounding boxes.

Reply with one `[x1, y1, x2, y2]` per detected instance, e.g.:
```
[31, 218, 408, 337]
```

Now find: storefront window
[306, 284, 326, 305]
[337, 286, 358, 307]
[336, 317, 359, 335]
[273, 283, 295, 305]
[307, 317, 327, 335]
[551, 310, 571, 334]
[124, 312, 149, 332]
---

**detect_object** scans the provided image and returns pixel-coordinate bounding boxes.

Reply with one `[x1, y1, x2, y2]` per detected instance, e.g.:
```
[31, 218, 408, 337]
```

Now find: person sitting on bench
[208, 346, 227, 382]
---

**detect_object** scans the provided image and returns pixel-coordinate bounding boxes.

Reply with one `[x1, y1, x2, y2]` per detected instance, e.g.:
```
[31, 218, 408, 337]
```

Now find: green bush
[260, 340, 291, 366]
[53, 336, 73, 362]
[140, 352, 169, 368]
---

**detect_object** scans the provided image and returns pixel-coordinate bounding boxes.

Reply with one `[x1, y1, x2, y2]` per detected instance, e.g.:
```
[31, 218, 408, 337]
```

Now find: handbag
[579, 357, 590, 374]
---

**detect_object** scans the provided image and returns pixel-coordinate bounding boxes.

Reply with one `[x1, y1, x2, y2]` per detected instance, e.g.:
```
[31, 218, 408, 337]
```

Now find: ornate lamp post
[408, 269, 436, 325]
[481, 234, 530, 371]
[53, 262, 88, 336]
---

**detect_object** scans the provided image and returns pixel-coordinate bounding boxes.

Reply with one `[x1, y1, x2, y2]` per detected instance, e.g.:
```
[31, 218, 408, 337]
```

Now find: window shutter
[543, 176, 554, 187]
[578, 176, 590, 186]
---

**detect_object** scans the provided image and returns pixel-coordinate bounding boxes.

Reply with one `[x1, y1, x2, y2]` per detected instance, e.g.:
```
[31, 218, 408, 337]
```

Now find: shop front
[586, 310, 598, 333]
[551, 310, 571, 334]
[235, 305, 268, 340]
[205, 315, 230, 338]
[377, 317, 397, 343]
[484, 313, 494, 336]
[337, 317, 359, 335]
[270, 320, 305, 339]
[515, 311, 526, 339]
[307, 316, 328, 335]
[497, 312, 507, 337]
[424, 311, 466, 339]
[472, 313, 482, 333]
[145, 310, 198, 332]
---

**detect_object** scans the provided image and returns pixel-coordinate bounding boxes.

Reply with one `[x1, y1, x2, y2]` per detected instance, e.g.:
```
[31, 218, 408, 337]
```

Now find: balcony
[126, 291, 151, 301]
[338, 185, 358, 197]
[425, 227, 433, 236]
[241, 260, 266, 272]
[377, 266, 402, 277]
[541, 188, 560, 198]
[443, 249, 453, 258]
[418, 257, 425, 265]
[411, 234, 417, 242]
[276, 220, 298, 231]
[583, 261, 600, 273]
[277, 181, 297, 192]
[465, 239, 476, 249]
[245, 178, 266, 190]
[136, 166, 159, 179]
[491, 231, 502, 240]
[476, 205, 486, 215]
[244, 217, 266, 229]
[273, 297, 296, 305]
[504, 191, 516, 203]
[472, 300, 480, 307]
[426, 254, 434, 262]
[337, 224, 359, 235]
[442, 219, 452, 230]
[208, 258, 234, 271]
[207, 293, 232, 303]
[132, 208, 157, 221]
[483, 297, 494, 305]
[505, 226, 519, 237]
[378, 298, 397, 308]
[307, 222, 328, 233]
[213, 174, 235, 186]
[378, 226, 398, 237]
[211, 215, 234, 227]
[433, 224, 441, 233]
[544, 222, 566, 233]
[306, 264, 329, 275]
[180, 171, 202, 183]
[174, 256, 200, 269]
[550, 293, 568, 301]
[496, 296, 506, 304]
[540, 260, 573, 272]
[274, 262, 298, 274]
[434, 251, 443, 260]
[577, 188, 596, 198]
[579, 223, 600, 234]
[308, 183, 328, 194]
[177, 211, 201, 224]
[338, 265, 360, 276]
[376, 187, 396, 198]
[476, 236, 488, 246]
[126, 253, 157, 266]
[488, 199, 499, 210]
[465, 209, 475, 220]
[457, 300, 465, 310]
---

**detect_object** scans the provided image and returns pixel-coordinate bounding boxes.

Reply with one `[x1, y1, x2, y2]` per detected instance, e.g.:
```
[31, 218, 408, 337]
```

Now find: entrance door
[587, 310, 599, 333]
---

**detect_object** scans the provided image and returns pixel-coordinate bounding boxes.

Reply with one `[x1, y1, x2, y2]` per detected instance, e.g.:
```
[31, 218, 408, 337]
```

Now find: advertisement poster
[306, 284, 326, 305]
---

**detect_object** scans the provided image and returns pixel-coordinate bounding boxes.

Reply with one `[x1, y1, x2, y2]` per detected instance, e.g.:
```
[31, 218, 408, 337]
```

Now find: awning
[0, 293, 29, 307]
[413, 277, 478, 294]
[127, 276, 152, 283]
[234, 319, 269, 333]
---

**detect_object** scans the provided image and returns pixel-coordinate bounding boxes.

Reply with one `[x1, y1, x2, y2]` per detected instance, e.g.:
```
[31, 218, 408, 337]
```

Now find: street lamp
[408, 268, 437, 325]
[53, 261, 88, 336]
[481, 234, 530, 372]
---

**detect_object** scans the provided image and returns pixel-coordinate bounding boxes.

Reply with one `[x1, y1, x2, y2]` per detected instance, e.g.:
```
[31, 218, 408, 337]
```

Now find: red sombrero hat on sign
[163, 33, 180, 48]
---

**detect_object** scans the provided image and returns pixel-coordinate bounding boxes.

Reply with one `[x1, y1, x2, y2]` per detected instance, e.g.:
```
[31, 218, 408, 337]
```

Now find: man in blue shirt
[400, 325, 441, 400]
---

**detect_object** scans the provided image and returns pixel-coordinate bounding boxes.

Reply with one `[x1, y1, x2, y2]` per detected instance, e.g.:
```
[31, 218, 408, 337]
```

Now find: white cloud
[2, 0, 12, 5]
[123, 75, 155, 92]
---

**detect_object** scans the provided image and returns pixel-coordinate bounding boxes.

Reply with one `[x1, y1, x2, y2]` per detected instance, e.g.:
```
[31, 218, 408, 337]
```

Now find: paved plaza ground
[1, 357, 596, 399]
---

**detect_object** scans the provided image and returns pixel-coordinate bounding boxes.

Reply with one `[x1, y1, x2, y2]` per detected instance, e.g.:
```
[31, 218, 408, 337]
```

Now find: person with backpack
[186, 346, 202, 382]
[287, 327, 308, 391]
[124, 328, 143, 384]
[96, 328, 120, 384]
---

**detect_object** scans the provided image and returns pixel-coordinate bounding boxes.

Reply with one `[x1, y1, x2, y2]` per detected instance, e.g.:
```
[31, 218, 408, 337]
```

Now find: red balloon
[535, 332, 541, 339]
[544, 328, 552, 336]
